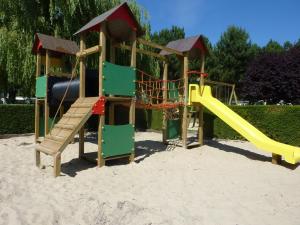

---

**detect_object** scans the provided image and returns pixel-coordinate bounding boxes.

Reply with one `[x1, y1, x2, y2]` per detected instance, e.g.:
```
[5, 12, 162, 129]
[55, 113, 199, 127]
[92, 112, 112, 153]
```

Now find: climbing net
[135, 69, 185, 110]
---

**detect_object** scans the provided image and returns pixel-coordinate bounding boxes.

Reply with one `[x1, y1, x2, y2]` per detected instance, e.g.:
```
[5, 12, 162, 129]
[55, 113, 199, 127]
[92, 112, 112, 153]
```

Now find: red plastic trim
[92, 96, 106, 115]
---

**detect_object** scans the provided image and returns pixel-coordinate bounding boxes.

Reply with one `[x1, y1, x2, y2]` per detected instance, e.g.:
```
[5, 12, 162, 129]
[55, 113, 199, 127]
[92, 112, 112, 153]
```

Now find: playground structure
[34, 2, 300, 177]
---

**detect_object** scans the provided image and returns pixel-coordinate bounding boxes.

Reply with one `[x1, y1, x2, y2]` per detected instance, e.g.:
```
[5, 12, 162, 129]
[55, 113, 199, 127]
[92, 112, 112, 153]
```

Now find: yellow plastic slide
[188, 84, 300, 164]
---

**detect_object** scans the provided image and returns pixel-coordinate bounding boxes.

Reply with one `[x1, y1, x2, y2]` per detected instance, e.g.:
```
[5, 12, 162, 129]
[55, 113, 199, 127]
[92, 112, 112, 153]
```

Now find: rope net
[136, 69, 185, 109]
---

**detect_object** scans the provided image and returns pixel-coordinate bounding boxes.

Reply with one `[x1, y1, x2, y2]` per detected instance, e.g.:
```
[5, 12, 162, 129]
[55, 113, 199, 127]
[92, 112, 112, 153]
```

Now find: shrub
[0, 104, 34, 134]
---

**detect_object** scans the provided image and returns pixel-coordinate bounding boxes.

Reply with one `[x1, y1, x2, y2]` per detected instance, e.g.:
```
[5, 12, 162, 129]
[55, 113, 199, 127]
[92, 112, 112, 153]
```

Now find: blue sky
[136, 0, 300, 46]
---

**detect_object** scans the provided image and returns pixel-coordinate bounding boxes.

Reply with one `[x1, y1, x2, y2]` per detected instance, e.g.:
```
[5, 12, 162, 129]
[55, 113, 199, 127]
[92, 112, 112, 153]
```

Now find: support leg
[54, 153, 61, 177]
[35, 150, 41, 168]
[129, 152, 135, 163]
[272, 153, 282, 165]
[98, 155, 105, 167]
[79, 128, 84, 158]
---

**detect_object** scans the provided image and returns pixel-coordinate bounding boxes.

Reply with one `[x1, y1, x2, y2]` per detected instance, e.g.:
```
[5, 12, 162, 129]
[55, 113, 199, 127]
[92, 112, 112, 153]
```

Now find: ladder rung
[71, 103, 94, 108]
[46, 134, 67, 143]
[55, 124, 75, 130]
[64, 113, 85, 118]
[36, 145, 56, 155]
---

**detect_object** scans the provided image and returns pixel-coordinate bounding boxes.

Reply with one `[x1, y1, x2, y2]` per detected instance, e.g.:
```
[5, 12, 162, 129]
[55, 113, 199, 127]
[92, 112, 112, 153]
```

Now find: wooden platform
[35, 97, 99, 176]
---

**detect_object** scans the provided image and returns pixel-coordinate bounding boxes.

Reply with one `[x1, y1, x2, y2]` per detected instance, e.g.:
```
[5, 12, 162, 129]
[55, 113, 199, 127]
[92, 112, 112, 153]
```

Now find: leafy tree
[211, 26, 253, 83]
[0, 0, 150, 100]
[263, 39, 284, 53]
[283, 41, 293, 50]
[150, 26, 185, 79]
[241, 46, 300, 104]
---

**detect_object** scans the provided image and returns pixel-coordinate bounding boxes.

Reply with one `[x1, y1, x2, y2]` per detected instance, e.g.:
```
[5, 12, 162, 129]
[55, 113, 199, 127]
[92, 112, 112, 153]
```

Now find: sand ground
[0, 131, 299, 225]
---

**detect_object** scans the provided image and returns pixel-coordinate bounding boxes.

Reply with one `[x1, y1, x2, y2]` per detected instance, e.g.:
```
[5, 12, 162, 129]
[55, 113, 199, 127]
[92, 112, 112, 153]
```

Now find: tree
[211, 26, 253, 84]
[241, 46, 300, 104]
[263, 40, 284, 53]
[0, 0, 150, 99]
[150, 26, 185, 79]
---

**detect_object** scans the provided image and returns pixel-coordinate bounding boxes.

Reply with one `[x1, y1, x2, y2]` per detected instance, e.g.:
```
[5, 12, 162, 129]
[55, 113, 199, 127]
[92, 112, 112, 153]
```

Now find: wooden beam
[137, 38, 184, 56]
[79, 35, 86, 158]
[182, 56, 189, 148]
[162, 61, 168, 143]
[41, 56, 63, 68]
[198, 53, 205, 146]
[129, 32, 137, 163]
[44, 50, 50, 135]
[205, 80, 235, 87]
[49, 71, 72, 78]
[76, 45, 101, 58]
[98, 24, 107, 168]
[35, 53, 42, 143]
[114, 43, 166, 60]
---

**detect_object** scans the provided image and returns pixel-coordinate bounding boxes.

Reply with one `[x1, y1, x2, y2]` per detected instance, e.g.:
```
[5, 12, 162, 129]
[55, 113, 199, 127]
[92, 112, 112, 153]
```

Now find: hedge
[147, 106, 300, 146]
[1, 105, 299, 147]
[0, 104, 35, 134]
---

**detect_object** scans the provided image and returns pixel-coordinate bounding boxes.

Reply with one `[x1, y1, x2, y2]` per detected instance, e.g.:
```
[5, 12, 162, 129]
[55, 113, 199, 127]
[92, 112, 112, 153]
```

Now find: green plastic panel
[168, 81, 179, 99]
[39, 116, 59, 137]
[36, 76, 47, 98]
[102, 124, 134, 158]
[103, 62, 136, 96]
[167, 119, 181, 139]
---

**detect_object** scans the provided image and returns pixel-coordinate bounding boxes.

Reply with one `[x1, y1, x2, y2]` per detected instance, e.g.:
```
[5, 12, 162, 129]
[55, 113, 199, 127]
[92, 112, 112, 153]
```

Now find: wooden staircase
[35, 97, 99, 177]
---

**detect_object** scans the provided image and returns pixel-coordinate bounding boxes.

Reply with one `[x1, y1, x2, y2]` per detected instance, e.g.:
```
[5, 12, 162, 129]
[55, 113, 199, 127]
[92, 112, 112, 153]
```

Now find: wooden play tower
[34, 2, 209, 177]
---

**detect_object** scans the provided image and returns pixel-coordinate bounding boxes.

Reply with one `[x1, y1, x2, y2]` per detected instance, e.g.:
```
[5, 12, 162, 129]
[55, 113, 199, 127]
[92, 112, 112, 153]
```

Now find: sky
[136, 0, 300, 46]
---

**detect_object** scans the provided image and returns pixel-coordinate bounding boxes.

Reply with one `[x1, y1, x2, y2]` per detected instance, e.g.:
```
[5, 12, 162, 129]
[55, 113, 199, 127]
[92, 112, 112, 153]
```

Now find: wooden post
[182, 55, 189, 148]
[162, 61, 168, 143]
[59, 105, 64, 118]
[272, 153, 282, 165]
[98, 24, 107, 167]
[54, 153, 61, 177]
[35, 53, 41, 142]
[198, 53, 205, 146]
[79, 34, 86, 158]
[44, 50, 50, 135]
[129, 31, 136, 162]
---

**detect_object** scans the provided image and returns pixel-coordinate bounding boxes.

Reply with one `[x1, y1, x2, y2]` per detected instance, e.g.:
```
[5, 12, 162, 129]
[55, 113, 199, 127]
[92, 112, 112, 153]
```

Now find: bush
[147, 106, 300, 146]
[0, 104, 35, 134]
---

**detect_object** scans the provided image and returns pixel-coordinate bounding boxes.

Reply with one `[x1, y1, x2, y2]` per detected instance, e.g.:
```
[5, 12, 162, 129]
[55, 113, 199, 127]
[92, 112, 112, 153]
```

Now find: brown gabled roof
[32, 33, 79, 55]
[74, 2, 143, 38]
[160, 35, 208, 58]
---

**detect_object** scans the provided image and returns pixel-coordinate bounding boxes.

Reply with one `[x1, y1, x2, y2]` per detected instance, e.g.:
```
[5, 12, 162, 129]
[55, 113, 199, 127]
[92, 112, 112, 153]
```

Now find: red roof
[74, 2, 143, 40]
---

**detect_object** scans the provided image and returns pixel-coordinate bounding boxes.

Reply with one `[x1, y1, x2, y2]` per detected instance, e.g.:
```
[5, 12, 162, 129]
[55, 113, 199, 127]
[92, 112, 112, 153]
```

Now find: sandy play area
[0, 131, 299, 225]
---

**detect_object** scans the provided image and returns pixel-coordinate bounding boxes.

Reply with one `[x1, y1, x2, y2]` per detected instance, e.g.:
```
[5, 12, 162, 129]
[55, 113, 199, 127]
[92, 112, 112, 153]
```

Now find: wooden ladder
[35, 97, 99, 177]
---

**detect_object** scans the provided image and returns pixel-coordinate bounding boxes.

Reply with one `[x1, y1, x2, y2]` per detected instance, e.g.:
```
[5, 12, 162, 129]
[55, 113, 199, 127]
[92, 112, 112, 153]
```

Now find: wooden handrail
[137, 38, 184, 56]
[76, 45, 101, 57]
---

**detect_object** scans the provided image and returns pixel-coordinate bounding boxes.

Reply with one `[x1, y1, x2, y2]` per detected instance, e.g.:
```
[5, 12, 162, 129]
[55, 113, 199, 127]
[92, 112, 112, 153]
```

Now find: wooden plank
[109, 103, 115, 125]
[45, 50, 50, 135]
[198, 53, 205, 146]
[205, 80, 235, 87]
[41, 55, 63, 67]
[36, 145, 56, 155]
[114, 43, 166, 60]
[137, 38, 184, 56]
[35, 53, 41, 142]
[106, 96, 132, 101]
[76, 45, 101, 58]
[129, 32, 137, 163]
[55, 124, 75, 130]
[49, 71, 72, 78]
[98, 24, 106, 168]
[162, 62, 168, 143]
[182, 56, 189, 148]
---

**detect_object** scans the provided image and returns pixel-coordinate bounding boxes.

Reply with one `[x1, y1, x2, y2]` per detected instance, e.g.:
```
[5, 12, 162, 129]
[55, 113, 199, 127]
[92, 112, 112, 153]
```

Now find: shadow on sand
[206, 139, 299, 170]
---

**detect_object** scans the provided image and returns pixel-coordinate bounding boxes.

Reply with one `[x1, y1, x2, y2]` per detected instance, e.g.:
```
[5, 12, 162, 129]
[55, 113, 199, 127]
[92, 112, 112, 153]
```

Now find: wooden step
[55, 124, 76, 130]
[63, 113, 85, 118]
[71, 103, 95, 108]
[46, 134, 67, 143]
[36, 145, 56, 155]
